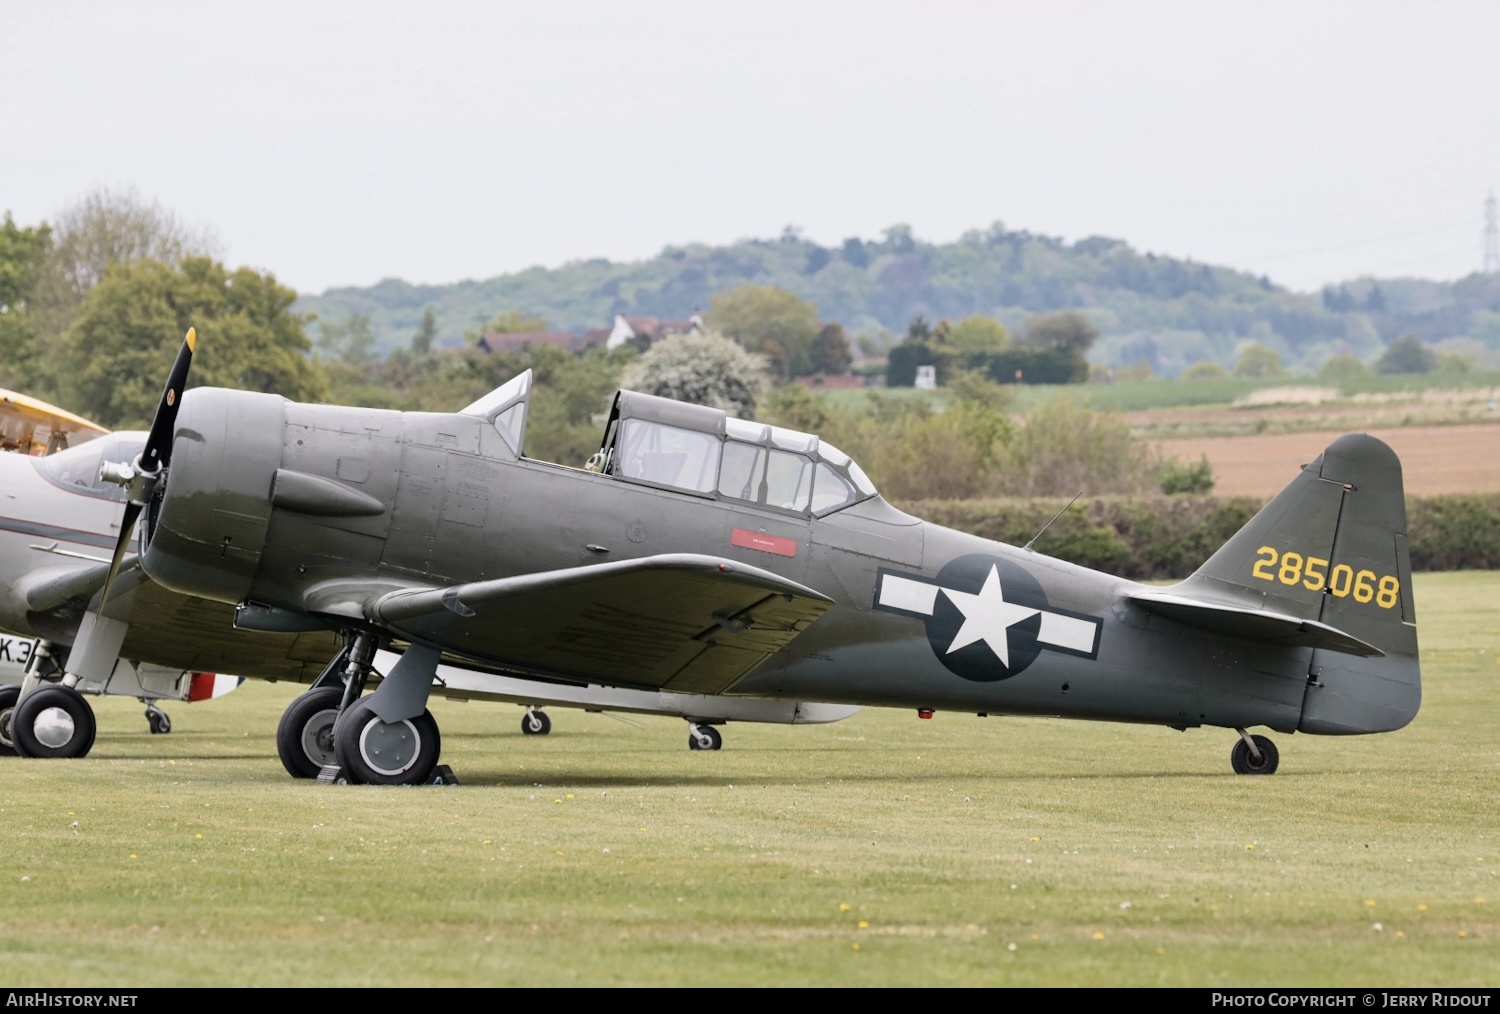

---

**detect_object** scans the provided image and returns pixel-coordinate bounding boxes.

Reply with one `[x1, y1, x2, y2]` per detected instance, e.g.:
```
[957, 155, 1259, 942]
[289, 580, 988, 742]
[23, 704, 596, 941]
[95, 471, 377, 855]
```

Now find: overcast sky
[3, 0, 1496, 296]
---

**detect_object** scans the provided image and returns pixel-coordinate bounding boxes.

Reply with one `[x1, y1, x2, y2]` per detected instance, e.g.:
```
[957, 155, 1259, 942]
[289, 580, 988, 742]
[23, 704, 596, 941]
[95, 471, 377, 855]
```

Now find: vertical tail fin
[1181, 434, 1419, 733]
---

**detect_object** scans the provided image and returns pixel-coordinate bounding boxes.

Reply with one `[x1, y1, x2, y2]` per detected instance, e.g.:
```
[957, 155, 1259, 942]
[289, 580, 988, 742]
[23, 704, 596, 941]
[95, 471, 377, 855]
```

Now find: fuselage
[138, 389, 1329, 736]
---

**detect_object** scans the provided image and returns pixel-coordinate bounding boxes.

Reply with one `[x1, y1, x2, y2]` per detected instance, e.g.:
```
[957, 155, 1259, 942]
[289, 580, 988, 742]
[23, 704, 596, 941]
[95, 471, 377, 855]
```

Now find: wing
[1126, 589, 1383, 657]
[372, 553, 834, 695]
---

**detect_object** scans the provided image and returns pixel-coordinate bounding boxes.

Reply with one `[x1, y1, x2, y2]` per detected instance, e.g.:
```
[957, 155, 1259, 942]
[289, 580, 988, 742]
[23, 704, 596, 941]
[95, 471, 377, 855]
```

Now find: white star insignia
[940, 564, 1040, 668]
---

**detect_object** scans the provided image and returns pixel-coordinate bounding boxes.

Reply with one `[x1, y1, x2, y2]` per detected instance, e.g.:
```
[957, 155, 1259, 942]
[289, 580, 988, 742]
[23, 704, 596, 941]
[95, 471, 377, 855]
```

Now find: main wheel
[0, 685, 21, 757]
[276, 686, 345, 779]
[521, 710, 551, 736]
[333, 697, 441, 785]
[11, 685, 97, 759]
[1231, 734, 1279, 775]
[146, 708, 171, 735]
[688, 725, 722, 751]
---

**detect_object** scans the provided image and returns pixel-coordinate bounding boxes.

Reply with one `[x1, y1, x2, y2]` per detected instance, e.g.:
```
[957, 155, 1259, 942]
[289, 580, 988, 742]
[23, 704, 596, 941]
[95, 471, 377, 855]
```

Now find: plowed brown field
[1154, 423, 1500, 497]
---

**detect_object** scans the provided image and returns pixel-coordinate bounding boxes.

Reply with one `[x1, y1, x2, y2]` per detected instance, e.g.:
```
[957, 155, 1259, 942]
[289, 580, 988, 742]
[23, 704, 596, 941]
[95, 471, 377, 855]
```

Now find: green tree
[1318, 352, 1370, 382]
[936, 315, 1008, 353]
[1376, 334, 1437, 375]
[707, 285, 820, 379]
[412, 307, 438, 355]
[0, 213, 53, 388]
[1000, 398, 1155, 497]
[618, 331, 771, 418]
[1022, 311, 1099, 356]
[1233, 341, 1286, 378]
[1158, 455, 1215, 494]
[317, 314, 376, 365]
[465, 309, 549, 345]
[1435, 351, 1472, 374]
[809, 322, 852, 375]
[1181, 359, 1228, 381]
[33, 187, 217, 333]
[55, 256, 327, 428]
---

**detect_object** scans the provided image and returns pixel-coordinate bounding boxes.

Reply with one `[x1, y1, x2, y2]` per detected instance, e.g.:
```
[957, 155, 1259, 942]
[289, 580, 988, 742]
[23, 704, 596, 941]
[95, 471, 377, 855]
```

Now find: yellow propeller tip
[185, 327, 197, 352]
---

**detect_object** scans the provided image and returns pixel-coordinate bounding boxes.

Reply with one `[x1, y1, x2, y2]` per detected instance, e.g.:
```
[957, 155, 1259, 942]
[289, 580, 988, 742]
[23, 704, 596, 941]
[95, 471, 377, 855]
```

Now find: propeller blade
[139, 326, 197, 474]
[96, 501, 142, 615]
[96, 326, 197, 618]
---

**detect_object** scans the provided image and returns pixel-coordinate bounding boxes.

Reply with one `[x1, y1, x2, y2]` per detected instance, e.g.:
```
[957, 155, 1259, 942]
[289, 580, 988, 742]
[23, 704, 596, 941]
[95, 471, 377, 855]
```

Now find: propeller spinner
[96, 327, 198, 610]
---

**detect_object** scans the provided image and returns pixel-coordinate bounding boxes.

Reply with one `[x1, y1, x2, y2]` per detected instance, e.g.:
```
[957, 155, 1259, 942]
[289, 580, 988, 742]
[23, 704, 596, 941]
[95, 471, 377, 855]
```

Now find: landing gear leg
[521, 708, 551, 736]
[687, 722, 722, 751]
[1231, 728, 1279, 775]
[143, 701, 171, 735]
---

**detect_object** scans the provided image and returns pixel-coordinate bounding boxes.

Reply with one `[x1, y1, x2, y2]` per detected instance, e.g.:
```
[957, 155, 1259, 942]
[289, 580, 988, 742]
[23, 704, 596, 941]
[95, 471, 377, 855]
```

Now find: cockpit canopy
[597, 390, 877, 516]
[460, 371, 879, 516]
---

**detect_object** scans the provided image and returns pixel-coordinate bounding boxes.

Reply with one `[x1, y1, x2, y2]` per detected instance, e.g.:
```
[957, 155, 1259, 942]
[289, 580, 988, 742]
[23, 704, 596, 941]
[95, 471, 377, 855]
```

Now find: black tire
[0, 685, 20, 757]
[1231, 734, 1279, 775]
[521, 710, 551, 736]
[11, 685, 96, 759]
[276, 686, 345, 779]
[333, 697, 441, 786]
[146, 709, 171, 735]
[688, 725, 722, 751]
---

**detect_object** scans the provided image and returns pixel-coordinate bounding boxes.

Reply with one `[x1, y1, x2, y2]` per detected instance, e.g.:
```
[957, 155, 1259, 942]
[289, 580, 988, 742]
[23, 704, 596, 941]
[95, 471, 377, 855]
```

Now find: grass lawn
[2, 571, 1496, 986]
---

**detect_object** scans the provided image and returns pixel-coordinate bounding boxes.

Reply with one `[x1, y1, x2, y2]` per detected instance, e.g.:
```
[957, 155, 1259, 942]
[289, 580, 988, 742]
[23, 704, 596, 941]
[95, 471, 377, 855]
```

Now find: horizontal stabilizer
[373, 553, 833, 695]
[1126, 589, 1384, 657]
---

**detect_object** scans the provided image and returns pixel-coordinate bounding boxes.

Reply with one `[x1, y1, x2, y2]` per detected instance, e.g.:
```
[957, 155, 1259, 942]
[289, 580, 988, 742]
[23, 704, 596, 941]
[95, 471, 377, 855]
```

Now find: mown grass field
[2, 571, 1497, 987]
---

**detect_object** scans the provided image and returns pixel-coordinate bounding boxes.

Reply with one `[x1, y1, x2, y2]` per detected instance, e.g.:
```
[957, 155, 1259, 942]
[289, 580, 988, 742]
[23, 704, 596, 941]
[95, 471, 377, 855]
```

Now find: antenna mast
[1485, 191, 1500, 274]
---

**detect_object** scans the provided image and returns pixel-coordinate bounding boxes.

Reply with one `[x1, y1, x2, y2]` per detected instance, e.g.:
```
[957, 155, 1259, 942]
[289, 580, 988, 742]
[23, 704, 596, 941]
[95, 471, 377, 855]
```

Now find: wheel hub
[358, 717, 421, 776]
[301, 709, 339, 768]
[33, 707, 76, 749]
[0, 708, 14, 749]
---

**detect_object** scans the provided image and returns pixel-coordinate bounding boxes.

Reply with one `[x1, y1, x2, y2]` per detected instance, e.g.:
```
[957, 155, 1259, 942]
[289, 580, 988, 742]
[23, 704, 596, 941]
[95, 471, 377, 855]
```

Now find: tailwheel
[0, 685, 20, 757]
[145, 704, 171, 735]
[333, 698, 441, 786]
[1230, 731, 1279, 775]
[11, 685, 97, 759]
[521, 709, 551, 736]
[276, 686, 345, 779]
[687, 723, 722, 751]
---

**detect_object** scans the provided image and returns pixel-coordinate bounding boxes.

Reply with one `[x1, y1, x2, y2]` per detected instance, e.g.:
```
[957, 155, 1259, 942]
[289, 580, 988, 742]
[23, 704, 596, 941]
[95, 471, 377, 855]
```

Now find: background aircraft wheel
[521, 710, 551, 736]
[276, 686, 345, 779]
[0, 685, 20, 756]
[333, 698, 441, 786]
[145, 707, 171, 735]
[11, 685, 97, 759]
[688, 725, 722, 751]
[1230, 734, 1279, 775]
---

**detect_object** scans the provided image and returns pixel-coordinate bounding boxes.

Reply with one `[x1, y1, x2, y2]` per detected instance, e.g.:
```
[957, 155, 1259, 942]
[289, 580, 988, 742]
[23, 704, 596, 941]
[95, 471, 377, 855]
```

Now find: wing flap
[374, 553, 833, 695]
[1126, 589, 1384, 657]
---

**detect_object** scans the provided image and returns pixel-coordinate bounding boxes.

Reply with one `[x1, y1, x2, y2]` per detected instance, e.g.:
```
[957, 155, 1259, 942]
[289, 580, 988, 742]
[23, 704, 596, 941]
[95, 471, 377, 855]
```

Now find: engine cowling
[140, 388, 284, 605]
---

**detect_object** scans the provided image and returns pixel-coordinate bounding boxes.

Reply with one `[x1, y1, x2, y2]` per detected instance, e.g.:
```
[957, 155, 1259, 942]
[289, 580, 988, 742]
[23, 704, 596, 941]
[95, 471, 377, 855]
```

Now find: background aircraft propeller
[96, 327, 197, 610]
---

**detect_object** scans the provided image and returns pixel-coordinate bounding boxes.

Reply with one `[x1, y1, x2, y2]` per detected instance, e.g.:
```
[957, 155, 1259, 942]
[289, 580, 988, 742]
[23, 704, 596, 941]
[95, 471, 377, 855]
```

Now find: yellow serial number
[1251, 546, 1400, 609]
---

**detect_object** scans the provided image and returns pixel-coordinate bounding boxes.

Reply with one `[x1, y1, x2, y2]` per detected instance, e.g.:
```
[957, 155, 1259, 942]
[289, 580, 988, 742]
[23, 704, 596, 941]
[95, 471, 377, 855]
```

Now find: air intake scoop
[271, 469, 387, 518]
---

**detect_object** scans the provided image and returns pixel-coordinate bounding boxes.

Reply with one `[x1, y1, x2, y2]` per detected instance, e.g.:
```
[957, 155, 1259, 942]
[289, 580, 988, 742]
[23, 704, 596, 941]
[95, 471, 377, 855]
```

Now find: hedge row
[895, 493, 1500, 579]
[886, 341, 1087, 387]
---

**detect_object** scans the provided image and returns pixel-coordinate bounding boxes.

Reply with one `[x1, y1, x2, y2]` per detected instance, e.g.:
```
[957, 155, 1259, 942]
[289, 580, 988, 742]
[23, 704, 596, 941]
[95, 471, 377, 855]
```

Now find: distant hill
[294, 223, 1500, 376]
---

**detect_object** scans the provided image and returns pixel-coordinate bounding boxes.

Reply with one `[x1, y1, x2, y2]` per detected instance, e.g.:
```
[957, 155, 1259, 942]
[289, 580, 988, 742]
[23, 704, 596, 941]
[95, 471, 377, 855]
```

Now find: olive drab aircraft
[58, 329, 1422, 785]
[0, 345, 857, 766]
